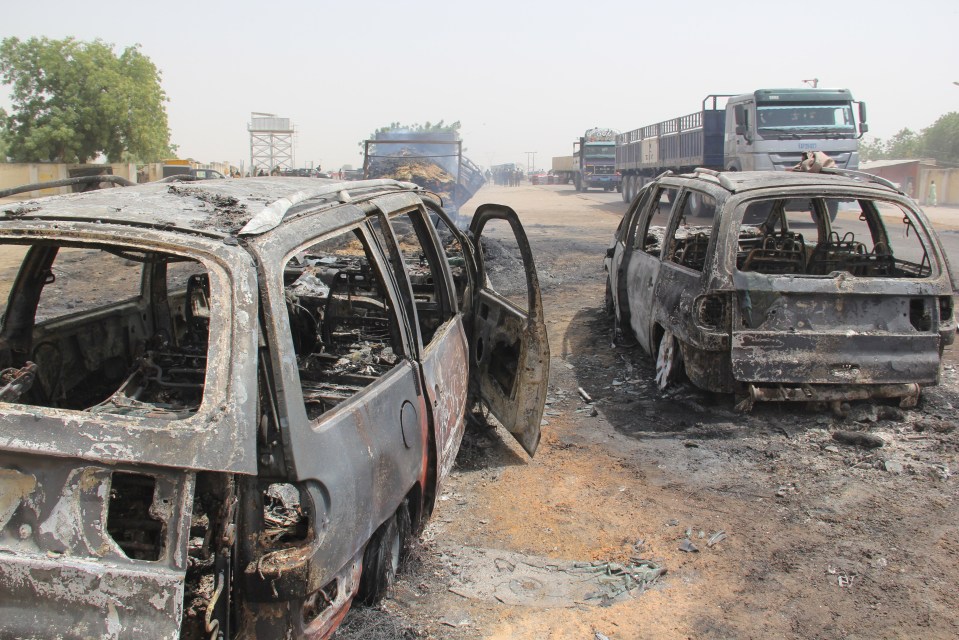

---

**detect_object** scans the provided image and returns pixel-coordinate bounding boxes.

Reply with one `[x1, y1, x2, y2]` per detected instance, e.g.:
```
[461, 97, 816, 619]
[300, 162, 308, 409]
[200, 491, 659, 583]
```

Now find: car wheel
[654, 329, 683, 391]
[357, 510, 402, 604]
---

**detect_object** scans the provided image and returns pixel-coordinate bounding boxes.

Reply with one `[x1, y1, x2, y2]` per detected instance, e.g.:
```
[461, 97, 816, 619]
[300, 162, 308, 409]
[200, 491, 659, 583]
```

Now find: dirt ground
[333, 184, 959, 640]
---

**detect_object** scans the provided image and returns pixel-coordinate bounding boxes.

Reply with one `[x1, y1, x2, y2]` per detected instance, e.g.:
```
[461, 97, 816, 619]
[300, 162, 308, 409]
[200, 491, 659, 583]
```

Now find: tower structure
[249, 112, 294, 175]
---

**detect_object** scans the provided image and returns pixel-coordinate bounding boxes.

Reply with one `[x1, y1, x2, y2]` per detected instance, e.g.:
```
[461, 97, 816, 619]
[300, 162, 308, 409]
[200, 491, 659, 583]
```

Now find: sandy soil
[334, 184, 959, 640]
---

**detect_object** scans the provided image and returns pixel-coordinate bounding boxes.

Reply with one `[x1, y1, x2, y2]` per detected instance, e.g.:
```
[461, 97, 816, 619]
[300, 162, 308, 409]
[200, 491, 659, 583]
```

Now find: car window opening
[737, 197, 932, 278]
[0, 242, 210, 418]
[283, 229, 402, 419]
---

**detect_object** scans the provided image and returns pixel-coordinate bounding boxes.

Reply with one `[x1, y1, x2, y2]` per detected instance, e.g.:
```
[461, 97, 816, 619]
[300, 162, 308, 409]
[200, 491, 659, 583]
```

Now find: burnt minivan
[605, 168, 955, 411]
[0, 177, 548, 638]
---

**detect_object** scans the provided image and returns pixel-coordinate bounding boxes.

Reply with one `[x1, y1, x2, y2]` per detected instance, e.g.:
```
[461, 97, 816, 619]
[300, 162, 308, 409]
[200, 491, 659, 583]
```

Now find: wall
[919, 167, 958, 206]
[0, 163, 136, 201]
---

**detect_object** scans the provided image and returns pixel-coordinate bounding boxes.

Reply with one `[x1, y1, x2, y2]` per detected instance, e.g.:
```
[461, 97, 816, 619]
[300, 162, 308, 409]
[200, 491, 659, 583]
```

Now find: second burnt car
[0, 177, 548, 638]
[605, 168, 955, 411]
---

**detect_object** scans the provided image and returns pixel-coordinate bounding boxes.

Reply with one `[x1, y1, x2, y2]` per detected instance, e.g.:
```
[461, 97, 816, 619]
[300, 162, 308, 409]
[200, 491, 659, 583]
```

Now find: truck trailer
[552, 128, 622, 192]
[616, 89, 868, 202]
[362, 131, 485, 217]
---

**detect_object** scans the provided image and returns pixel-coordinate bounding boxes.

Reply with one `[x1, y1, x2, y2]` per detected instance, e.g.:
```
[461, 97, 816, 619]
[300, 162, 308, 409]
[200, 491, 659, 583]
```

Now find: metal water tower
[249, 112, 294, 175]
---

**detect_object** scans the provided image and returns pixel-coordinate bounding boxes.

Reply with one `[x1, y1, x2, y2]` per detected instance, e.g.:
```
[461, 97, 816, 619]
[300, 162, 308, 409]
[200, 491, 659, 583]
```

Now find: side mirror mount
[858, 101, 868, 136]
[734, 105, 751, 142]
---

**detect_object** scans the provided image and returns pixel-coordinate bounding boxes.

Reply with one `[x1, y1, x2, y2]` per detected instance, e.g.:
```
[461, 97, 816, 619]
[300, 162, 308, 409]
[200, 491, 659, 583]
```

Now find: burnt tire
[654, 328, 684, 391]
[604, 277, 615, 319]
[357, 512, 402, 605]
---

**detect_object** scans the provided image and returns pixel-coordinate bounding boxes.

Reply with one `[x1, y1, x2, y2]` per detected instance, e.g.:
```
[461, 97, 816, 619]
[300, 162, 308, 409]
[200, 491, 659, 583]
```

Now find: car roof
[667, 169, 904, 197]
[0, 177, 423, 239]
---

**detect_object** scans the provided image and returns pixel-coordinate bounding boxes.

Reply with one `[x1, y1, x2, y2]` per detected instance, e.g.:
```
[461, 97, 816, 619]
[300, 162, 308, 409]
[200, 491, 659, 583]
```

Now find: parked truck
[615, 88, 868, 203]
[552, 128, 622, 192]
[362, 130, 485, 217]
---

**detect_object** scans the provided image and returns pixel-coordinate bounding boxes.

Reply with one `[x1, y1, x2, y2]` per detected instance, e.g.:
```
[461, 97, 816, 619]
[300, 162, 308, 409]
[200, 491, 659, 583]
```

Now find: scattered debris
[440, 547, 665, 607]
[832, 430, 885, 449]
[882, 460, 904, 474]
[578, 387, 593, 403]
[707, 531, 727, 548]
[679, 539, 699, 553]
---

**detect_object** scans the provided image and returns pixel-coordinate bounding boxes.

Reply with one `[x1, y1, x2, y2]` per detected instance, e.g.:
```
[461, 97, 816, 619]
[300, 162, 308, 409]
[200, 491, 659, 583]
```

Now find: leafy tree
[0, 37, 173, 163]
[885, 128, 921, 159]
[859, 136, 885, 162]
[919, 112, 959, 164]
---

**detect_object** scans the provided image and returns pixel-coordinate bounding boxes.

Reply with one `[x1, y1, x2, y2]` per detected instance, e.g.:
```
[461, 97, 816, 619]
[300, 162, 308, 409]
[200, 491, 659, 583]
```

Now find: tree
[859, 136, 885, 162]
[885, 128, 920, 159]
[919, 112, 959, 164]
[0, 37, 173, 164]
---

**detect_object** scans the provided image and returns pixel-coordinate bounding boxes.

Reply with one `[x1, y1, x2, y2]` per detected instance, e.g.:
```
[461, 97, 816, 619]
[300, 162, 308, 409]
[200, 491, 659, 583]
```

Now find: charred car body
[605, 168, 955, 410]
[0, 178, 548, 638]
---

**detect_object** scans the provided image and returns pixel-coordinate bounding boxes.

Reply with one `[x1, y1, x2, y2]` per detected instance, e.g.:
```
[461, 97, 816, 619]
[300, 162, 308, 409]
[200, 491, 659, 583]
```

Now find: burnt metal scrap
[605, 169, 956, 409]
[0, 177, 548, 638]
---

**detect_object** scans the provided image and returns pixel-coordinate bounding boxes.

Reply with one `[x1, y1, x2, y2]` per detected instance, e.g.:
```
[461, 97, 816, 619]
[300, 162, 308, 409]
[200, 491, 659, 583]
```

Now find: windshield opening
[756, 103, 855, 133]
[583, 143, 615, 161]
[736, 196, 932, 278]
[0, 240, 212, 418]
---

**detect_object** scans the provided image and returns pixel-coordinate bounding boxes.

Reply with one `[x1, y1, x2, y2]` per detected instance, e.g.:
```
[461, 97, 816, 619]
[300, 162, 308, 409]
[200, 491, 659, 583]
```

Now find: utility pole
[525, 151, 536, 174]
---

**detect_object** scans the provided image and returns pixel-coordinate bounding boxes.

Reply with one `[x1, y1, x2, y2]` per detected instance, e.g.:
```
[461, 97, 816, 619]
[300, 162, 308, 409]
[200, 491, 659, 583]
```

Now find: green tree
[0, 37, 173, 163]
[885, 128, 920, 159]
[859, 136, 885, 162]
[919, 112, 959, 164]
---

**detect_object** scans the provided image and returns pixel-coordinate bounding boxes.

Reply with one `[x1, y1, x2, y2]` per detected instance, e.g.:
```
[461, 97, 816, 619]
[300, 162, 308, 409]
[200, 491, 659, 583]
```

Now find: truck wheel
[621, 179, 630, 202]
[574, 176, 582, 191]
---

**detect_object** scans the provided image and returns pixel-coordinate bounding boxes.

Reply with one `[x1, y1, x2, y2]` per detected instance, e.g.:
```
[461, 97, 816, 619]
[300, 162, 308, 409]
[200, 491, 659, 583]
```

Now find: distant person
[927, 180, 937, 207]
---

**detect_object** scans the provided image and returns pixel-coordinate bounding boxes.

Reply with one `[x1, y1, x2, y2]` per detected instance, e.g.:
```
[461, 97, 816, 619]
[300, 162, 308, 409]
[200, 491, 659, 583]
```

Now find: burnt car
[605, 168, 956, 411]
[530, 172, 549, 185]
[0, 178, 548, 638]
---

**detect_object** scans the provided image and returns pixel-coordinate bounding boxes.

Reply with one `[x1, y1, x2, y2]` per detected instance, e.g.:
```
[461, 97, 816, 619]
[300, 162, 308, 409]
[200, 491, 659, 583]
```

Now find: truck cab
[725, 88, 868, 172]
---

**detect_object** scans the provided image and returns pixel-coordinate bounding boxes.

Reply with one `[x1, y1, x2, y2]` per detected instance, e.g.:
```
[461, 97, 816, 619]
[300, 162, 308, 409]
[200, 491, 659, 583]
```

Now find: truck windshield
[756, 103, 855, 134]
[583, 144, 615, 160]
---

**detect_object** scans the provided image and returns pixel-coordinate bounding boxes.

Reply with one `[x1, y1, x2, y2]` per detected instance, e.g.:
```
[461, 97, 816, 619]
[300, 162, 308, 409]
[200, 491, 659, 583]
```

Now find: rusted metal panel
[0, 453, 193, 638]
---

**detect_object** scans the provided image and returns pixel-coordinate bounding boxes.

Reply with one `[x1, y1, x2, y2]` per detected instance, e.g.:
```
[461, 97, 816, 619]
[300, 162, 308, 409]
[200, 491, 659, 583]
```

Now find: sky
[2, 0, 957, 172]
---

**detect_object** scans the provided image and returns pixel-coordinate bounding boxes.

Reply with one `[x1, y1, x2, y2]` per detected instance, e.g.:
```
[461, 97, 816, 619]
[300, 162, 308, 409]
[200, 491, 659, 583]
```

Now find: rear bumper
[737, 382, 921, 412]
[731, 332, 942, 385]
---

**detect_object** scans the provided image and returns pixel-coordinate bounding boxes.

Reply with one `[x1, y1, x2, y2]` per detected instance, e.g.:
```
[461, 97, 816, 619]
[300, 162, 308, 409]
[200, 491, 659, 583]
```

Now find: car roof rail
[238, 179, 418, 236]
[819, 167, 901, 192]
[691, 167, 735, 191]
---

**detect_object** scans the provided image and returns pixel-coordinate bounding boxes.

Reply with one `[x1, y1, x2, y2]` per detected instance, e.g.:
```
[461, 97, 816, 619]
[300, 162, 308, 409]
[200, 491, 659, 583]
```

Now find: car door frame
[467, 204, 549, 457]
[369, 193, 471, 491]
[608, 182, 655, 334]
[622, 183, 680, 354]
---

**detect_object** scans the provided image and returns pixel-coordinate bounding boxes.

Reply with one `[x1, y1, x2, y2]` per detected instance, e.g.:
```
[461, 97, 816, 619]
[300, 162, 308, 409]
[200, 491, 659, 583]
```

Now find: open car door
[467, 204, 549, 456]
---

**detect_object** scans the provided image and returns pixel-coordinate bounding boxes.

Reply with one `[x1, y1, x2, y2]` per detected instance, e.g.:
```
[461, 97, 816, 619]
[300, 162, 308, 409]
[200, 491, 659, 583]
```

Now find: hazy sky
[3, 0, 957, 171]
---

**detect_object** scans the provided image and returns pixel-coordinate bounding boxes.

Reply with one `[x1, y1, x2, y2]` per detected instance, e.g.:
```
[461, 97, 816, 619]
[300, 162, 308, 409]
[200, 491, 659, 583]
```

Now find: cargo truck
[616, 89, 868, 203]
[362, 131, 485, 217]
[552, 128, 622, 192]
